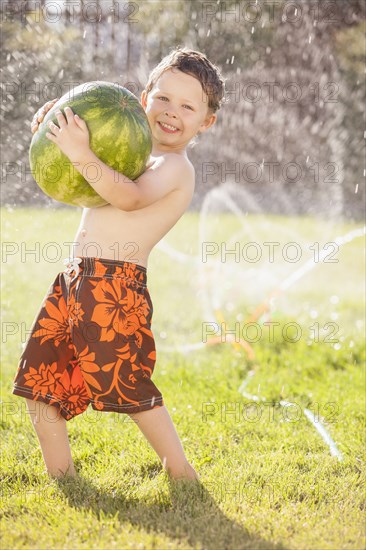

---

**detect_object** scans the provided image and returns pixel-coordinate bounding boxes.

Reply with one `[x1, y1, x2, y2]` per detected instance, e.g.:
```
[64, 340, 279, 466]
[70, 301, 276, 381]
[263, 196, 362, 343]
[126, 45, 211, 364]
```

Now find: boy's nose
[164, 110, 177, 118]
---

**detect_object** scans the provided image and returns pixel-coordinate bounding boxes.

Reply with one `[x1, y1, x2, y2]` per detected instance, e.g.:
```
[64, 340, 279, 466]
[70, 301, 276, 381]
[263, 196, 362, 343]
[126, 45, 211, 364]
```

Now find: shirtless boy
[12, 47, 225, 481]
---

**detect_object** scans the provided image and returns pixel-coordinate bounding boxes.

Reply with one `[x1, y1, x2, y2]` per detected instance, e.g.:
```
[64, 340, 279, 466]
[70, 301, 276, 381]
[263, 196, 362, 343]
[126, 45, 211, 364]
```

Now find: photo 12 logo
[1, 81, 140, 104]
[1, 1, 140, 25]
[201, 320, 340, 345]
[203, 79, 339, 105]
[201, 240, 339, 264]
[200, 161, 341, 184]
[201, 400, 340, 424]
[200, 1, 355, 25]
[1, 241, 141, 264]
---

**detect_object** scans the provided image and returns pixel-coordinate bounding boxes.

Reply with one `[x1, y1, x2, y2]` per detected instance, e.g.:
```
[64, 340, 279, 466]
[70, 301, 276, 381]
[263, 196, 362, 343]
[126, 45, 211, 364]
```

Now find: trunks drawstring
[63, 257, 82, 282]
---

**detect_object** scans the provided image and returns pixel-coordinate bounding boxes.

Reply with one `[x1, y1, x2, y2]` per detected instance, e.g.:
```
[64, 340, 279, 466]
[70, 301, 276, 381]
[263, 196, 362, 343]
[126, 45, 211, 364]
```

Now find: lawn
[1, 207, 365, 549]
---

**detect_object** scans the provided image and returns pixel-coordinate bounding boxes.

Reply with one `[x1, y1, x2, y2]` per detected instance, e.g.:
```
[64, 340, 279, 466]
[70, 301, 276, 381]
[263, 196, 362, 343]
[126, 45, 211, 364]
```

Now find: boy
[12, 47, 225, 481]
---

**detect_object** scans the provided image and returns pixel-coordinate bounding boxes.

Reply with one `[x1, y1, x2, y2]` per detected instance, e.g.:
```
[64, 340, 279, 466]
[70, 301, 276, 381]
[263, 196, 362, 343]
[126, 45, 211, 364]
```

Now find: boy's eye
[158, 95, 193, 111]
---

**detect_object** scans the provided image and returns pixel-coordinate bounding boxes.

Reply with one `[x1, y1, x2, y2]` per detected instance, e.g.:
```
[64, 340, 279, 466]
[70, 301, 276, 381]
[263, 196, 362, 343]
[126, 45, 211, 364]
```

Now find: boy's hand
[45, 106, 90, 164]
[31, 97, 59, 134]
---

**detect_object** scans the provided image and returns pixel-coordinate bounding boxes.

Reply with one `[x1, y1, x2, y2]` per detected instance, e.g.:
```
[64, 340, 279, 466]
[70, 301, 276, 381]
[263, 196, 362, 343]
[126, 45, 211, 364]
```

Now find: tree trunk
[21, 0, 30, 26]
[111, 2, 116, 71]
[126, 17, 131, 74]
[94, 0, 100, 70]
[65, 0, 71, 24]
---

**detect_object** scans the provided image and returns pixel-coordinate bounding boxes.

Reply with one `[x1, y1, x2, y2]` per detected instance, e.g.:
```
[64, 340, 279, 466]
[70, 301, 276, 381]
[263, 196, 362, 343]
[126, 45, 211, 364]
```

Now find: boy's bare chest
[74, 187, 194, 265]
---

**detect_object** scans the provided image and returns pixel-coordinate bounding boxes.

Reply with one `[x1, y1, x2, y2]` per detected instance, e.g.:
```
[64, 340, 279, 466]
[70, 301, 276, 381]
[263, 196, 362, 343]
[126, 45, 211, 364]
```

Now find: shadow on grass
[54, 468, 288, 550]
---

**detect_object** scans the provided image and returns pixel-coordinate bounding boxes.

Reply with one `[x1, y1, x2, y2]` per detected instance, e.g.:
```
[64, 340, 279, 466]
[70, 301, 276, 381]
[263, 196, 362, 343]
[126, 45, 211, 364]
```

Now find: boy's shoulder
[147, 151, 195, 193]
[149, 151, 194, 175]
[132, 151, 195, 211]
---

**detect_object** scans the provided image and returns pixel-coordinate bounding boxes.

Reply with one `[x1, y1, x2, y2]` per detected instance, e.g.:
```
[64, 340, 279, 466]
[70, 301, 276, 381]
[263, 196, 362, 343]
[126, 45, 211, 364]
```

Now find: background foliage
[1, 0, 365, 220]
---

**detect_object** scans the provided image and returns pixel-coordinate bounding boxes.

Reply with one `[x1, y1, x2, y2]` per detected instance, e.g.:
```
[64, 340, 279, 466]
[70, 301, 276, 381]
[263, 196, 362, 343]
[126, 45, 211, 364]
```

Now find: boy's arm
[73, 150, 195, 211]
[45, 107, 194, 210]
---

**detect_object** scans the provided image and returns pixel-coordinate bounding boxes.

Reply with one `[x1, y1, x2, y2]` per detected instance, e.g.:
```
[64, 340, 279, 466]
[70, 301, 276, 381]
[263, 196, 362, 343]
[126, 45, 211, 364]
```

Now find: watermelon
[29, 81, 152, 208]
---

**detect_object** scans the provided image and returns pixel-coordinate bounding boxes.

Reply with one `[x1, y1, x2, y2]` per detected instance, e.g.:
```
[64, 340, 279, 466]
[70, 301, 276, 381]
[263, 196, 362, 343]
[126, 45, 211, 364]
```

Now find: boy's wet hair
[144, 46, 226, 115]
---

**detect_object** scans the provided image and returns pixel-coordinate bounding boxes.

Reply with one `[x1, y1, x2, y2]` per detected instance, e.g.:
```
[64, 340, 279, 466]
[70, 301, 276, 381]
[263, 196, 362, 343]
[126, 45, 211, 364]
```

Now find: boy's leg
[13, 268, 92, 478]
[128, 405, 200, 481]
[25, 399, 76, 479]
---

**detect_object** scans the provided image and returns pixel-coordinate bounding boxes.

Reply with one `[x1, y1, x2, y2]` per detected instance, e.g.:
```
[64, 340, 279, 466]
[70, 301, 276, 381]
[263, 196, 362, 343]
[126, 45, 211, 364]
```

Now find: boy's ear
[141, 90, 148, 109]
[198, 113, 217, 134]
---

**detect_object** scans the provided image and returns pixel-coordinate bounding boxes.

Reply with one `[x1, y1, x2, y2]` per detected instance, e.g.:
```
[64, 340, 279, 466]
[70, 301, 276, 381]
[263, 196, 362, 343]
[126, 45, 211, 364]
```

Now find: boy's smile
[157, 121, 180, 133]
[141, 68, 216, 155]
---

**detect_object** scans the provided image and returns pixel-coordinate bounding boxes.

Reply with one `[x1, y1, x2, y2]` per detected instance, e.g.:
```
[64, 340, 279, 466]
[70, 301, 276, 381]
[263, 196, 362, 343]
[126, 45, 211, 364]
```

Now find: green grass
[1, 207, 365, 549]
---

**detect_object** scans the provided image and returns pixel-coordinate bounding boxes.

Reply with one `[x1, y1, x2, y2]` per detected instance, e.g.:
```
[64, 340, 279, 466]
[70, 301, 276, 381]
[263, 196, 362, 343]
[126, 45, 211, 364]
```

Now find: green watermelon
[29, 81, 152, 208]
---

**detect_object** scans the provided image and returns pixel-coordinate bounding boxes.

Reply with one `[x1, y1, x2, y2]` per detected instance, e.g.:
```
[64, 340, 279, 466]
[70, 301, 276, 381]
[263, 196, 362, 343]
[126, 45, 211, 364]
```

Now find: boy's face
[140, 68, 217, 154]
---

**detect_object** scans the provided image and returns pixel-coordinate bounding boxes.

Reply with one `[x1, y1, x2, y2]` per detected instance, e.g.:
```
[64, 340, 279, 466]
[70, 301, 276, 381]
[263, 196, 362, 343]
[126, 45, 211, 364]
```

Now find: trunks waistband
[62, 256, 147, 286]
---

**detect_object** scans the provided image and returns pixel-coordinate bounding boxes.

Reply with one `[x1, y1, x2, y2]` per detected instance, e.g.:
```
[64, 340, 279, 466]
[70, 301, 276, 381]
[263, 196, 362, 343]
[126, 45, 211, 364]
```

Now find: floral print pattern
[12, 257, 164, 420]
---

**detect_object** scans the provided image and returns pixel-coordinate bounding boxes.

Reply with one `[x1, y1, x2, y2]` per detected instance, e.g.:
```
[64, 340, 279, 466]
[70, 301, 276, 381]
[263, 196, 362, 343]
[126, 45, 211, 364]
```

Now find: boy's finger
[46, 98, 59, 111]
[34, 97, 59, 121]
[74, 114, 87, 128]
[37, 107, 46, 122]
[31, 98, 60, 133]
[47, 121, 60, 132]
[64, 106, 75, 124]
[55, 110, 67, 127]
[38, 101, 54, 121]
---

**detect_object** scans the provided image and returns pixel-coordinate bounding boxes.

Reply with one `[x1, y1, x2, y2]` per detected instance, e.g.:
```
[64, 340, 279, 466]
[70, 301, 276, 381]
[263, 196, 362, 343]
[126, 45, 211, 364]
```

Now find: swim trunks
[12, 256, 164, 420]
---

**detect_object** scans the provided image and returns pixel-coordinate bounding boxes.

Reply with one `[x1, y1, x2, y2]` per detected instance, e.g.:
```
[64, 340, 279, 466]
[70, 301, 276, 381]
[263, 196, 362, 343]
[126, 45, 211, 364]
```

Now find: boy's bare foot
[168, 462, 200, 482]
[48, 469, 77, 481]
[31, 97, 59, 134]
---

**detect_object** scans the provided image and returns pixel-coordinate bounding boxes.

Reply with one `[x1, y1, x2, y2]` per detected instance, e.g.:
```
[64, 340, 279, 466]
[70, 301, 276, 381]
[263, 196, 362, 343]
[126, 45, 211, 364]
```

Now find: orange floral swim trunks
[12, 256, 164, 420]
